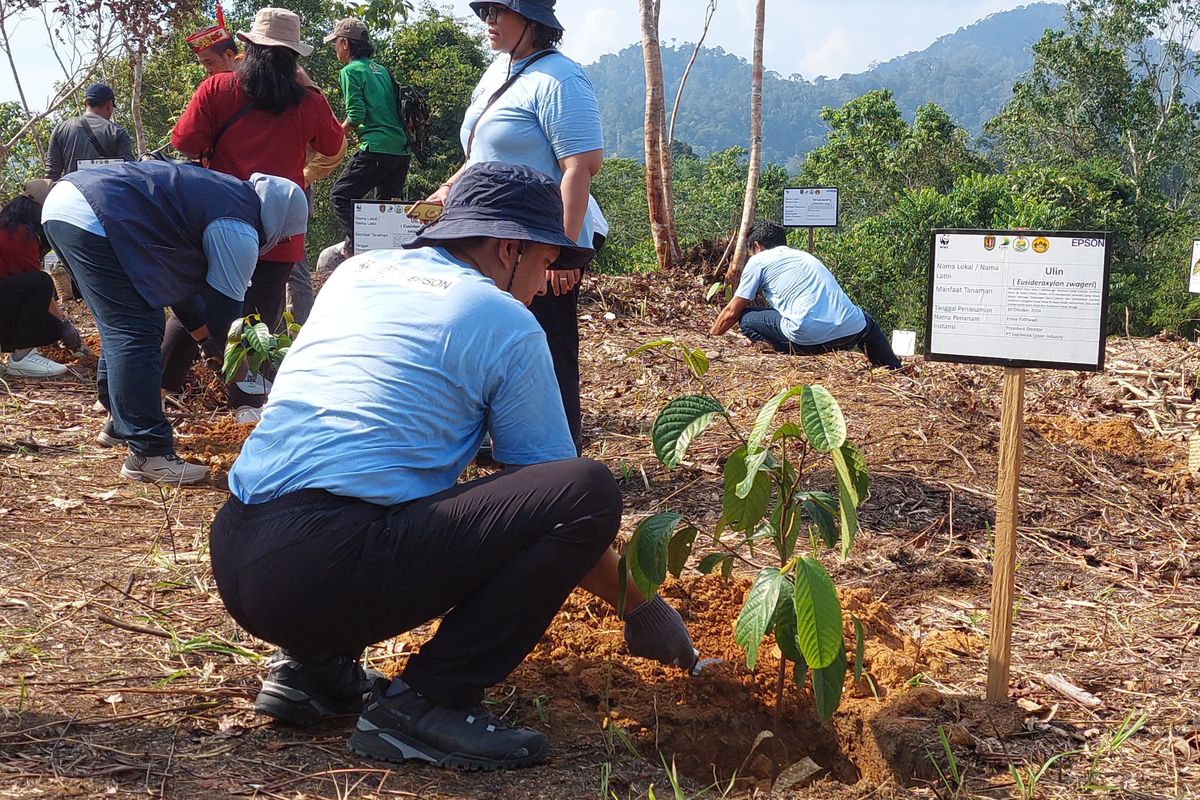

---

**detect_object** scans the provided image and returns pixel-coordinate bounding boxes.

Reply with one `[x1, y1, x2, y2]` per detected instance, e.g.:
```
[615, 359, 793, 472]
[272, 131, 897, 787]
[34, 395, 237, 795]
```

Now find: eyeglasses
[476, 4, 506, 23]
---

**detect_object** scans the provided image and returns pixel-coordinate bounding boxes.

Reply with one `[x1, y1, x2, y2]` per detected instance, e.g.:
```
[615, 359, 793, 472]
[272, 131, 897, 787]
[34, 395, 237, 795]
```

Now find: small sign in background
[782, 187, 839, 228]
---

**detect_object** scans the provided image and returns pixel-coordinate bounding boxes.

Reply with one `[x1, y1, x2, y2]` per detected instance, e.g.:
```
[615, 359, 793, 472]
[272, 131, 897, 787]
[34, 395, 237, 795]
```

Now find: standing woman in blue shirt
[429, 0, 602, 452]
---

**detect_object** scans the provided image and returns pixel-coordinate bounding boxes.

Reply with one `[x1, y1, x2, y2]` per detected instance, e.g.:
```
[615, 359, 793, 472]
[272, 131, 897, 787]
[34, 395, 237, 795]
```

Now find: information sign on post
[352, 200, 424, 254]
[926, 230, 1110, 371]
[783, 187, 839, 253]
[925, 228, 1110, 703]
[1190, 239, 1200, 295]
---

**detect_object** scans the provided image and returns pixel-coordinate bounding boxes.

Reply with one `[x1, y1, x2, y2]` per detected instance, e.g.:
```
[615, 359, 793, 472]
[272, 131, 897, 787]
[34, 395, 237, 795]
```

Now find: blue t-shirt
[735, 246, 866, 345]
[461, 51, 603, 248]
[228, 247, 576, 506]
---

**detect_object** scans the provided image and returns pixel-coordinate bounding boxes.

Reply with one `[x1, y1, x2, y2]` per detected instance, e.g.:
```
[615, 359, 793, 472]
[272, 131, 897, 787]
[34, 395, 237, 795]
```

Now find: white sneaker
[4, 350, 68, 378]
[316, 242, 349, 273]
[120, 453, 209, 484]
[233, 405, 262, 424]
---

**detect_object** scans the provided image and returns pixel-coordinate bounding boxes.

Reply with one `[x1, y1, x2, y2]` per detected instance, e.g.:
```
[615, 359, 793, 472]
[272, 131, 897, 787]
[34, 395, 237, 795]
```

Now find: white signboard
[926, 230, 1110, 371]
[783, 187, 839, 228]
[353, 201, 423, 254]
[1190, 239, 1200, 295]
[77, 158, 123, 170]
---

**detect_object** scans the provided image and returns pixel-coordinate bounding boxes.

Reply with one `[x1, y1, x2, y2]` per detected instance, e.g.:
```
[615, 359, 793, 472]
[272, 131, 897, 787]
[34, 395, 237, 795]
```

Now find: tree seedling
[623, 338, 869, 723]
[222, 311, 301, 384]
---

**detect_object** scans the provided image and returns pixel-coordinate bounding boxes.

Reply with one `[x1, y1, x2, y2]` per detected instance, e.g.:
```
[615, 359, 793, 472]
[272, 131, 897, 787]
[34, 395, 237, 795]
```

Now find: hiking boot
[255, 651, 385, 726]
[4, 350, 67, 378]
[348, 681, 548, 771]
[120, 453, 209, 484]
[96, 420, 124, 447]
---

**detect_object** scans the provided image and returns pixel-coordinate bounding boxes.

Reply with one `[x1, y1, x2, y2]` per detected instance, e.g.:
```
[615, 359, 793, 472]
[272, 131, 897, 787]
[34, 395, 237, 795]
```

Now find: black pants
[330, 150, 412, 251]
[529, 287, 581, 451]
[526, 232, 606, 454]
[160, 260, 292, 406]
[739, 309, 901, 370]
[0, 272, 61, 352]
[209, 459, 620, 708]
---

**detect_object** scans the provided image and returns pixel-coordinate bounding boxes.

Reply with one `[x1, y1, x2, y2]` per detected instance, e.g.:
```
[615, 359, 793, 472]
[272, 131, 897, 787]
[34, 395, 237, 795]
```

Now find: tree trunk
[727, 0, 766, 284]
[639, 0, 674, 271]
[661, 0, 717, 265]
[130, 43, 146, 157]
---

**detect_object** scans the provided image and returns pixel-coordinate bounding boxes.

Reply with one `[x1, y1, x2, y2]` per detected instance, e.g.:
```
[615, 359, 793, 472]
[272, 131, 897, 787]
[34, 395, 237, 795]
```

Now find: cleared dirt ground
[1, 268, 1198, 799]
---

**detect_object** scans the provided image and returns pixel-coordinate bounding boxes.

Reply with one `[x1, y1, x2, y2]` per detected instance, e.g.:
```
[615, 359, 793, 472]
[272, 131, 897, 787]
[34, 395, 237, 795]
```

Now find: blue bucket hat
[406, 162, 592, 268]
[468, 0, 565, 31]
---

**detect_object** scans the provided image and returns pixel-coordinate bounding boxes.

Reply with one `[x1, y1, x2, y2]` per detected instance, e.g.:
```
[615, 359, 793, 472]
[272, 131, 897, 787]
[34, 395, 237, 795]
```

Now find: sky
[2, 1, 1036, 107]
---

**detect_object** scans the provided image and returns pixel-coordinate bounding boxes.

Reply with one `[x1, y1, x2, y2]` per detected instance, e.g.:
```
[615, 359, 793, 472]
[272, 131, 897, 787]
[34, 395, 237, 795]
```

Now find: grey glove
[624, 595, 697, 669]
[58, 319, 82, 352]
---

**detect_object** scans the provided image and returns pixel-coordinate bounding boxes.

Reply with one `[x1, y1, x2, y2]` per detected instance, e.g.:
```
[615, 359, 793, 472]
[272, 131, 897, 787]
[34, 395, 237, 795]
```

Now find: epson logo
[1071, 238, 1103, 247]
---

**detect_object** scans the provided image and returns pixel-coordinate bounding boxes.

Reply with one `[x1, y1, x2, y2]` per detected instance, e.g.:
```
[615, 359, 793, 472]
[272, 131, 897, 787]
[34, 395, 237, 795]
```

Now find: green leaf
[735, 568, 784, 671]
[651, 395, 725, 468]
[628, 337, 676, 357]
[800, 385, 846, 452]
[225, 316, 245, 345]
[841, 441, 870, 501]
[771, 422, 804, 442]
[626, 513, 683, 598]
[736, 448, 772, 499]
[705, 282, 723, 301]
[246, 350, 265, 377]
[667, 525, 698, 577]
[830, 445, 865, 559]
[222, 345, 247, 383]
[697, 553, 731, 575]
[748, 387, 804, 454]
[773, 579, 804, 663]
[721, 447, 772, 533]
[246, 322, 273, 358]
[811, 644, 847, 722]
[853, 616, 865, 683]
[682, 348, 709, 377]
[799, 491, 839, 550]
[793, 557, 843, 670]
[792, 655, 809, 687]
[721, 556, 735, 579]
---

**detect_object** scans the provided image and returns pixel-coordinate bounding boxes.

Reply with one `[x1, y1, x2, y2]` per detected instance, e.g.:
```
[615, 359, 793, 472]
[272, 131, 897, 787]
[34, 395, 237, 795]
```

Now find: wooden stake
[807, 226, 814, 253]
[987, 366, 1025, 701]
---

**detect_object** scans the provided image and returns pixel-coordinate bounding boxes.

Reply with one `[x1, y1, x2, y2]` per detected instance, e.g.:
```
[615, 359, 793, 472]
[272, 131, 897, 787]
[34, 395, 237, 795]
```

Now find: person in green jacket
[324, 17, 410, 262]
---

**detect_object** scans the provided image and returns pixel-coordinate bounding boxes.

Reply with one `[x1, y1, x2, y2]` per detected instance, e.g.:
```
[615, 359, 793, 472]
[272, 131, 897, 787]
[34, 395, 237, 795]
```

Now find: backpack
[395, 83, 430, 166]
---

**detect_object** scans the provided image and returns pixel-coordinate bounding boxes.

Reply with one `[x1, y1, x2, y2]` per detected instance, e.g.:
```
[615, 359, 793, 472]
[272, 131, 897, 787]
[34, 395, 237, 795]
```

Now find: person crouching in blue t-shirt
[209, 162, 697, 772]
[711, 220, 901, 369]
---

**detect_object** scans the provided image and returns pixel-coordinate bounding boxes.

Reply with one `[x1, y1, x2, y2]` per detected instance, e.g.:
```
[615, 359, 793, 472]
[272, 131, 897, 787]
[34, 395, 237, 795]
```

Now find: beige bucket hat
[237, 7, 313, 56]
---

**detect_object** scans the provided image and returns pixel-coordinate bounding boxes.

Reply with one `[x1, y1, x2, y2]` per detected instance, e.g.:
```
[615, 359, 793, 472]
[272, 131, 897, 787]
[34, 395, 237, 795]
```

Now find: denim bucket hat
[406, 162, 592, 268]
[468, 0, 565, 31]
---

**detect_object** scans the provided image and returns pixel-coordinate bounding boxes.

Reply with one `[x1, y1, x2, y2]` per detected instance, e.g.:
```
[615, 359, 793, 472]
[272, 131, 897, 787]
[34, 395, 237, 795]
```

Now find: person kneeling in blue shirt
[711, 220, 901, 369]
[209, 162, 696, 771]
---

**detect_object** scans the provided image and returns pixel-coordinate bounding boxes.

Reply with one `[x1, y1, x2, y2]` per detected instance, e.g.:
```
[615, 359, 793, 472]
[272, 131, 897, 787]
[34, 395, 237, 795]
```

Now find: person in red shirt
[0, 180, 83, 379]
[166, 7, 342, 419]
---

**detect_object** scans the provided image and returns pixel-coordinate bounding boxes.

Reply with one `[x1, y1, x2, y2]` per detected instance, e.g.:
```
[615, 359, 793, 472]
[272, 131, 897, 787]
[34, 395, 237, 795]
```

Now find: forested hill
[584, 2, 1066, 168]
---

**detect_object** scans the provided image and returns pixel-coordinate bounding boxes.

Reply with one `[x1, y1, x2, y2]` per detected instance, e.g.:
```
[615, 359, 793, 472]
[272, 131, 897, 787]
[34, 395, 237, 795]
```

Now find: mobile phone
[405, 201, 444, 222]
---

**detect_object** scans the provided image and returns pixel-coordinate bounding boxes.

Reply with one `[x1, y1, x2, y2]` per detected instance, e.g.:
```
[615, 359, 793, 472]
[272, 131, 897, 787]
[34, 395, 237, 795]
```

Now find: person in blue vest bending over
[41, 161, 308, 485]
[710, 220, 901, 369]
[210, 162, 697, 772]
